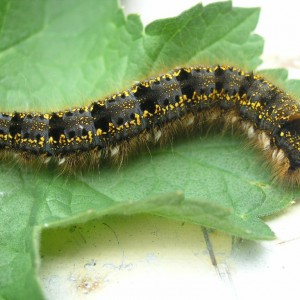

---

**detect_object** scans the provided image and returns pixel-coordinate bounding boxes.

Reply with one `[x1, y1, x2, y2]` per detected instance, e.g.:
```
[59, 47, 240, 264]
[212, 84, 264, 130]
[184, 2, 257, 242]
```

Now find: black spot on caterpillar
[1, 65, 300, 185]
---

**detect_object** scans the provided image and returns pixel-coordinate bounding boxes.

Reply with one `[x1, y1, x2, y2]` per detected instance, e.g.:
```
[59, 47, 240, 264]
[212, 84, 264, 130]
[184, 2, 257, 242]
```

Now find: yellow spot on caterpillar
[117, 125, 124, 131]
[142, 82, 150, 88]
[143, 110, 153, 118]
[96, 128, 103, 136]
[59, 134, 66, 145]
[183, 68, 191, 73]
[135, 113, 141, 126]
[108, 122, 116, 133]
[131, 86, 138, 93]
[88, 131, 93, 143]
[38, 136, 45, 147]
[173, 70, 181, 77]
[155, 105, 162, 114]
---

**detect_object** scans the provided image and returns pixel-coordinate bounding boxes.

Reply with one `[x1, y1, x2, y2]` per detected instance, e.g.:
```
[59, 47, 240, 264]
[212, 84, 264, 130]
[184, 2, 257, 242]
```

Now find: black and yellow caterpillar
[0, 65, 299, 184]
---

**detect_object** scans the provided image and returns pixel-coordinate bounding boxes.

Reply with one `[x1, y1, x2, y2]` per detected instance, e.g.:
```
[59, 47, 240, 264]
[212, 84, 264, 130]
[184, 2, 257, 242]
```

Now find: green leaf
[0, 0, 299, 299]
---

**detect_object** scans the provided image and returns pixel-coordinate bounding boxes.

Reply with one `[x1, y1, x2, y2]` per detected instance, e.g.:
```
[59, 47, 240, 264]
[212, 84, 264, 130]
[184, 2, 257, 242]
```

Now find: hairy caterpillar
[1, 65, 300, 185]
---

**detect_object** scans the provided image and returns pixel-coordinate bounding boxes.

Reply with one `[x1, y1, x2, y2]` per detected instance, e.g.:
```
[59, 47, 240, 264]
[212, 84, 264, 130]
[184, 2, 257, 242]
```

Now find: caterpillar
[0, 65, 300, 185]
